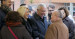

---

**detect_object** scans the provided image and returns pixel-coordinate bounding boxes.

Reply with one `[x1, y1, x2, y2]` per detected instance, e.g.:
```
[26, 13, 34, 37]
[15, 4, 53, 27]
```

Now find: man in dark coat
[0, 0, 11, 30]
[29, 4, 50, 39]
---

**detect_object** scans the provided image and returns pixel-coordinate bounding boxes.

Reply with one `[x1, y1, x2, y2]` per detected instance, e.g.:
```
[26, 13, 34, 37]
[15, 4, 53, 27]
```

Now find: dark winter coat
[22, 18, 32, 36]
[1, 24, 33, 39]
[63, 17, 74, 39]
[29, 13, 49, 39]
[0, 5, 11, 30]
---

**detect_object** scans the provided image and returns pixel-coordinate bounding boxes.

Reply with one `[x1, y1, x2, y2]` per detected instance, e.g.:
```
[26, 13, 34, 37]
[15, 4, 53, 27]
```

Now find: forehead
[40, 7, 46, 10]
[6, 0, 11, 2]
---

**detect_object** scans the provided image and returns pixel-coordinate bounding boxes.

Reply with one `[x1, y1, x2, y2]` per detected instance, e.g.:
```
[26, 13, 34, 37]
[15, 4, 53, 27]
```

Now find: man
[45, 10, 69, 39]
[48, 4, 55, 20]
[29, 4, 50, 39]
[47, 4, 55, 25]
[28, 5, 33, 18]
[0, 0, 12, 30]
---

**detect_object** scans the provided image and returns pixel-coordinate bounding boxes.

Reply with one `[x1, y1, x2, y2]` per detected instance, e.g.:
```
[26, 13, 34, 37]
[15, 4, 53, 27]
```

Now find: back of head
[5, 11, 22, 22]
[28, 6, 33, 11]
[52, 10, 63, 19]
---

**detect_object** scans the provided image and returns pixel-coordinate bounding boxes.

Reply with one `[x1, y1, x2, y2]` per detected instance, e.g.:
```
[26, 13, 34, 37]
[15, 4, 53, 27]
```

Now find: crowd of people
[0, 0, 75, 39]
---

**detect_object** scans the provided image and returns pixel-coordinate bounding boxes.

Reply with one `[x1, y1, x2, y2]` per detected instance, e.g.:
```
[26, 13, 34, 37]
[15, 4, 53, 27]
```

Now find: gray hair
[37, 4, 46, 10]
[58, 10, 63, 18]
[53, 10, 63, 19]
[48, 4, 55, 9]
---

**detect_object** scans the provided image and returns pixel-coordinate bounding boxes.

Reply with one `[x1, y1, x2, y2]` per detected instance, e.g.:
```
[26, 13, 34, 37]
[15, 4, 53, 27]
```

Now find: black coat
[0, 8, 6, 30]
[22, 18, 32, 36]
[63, 17, 74, 39]
[0, 6, 11, 30]
[29, 13, 49, 39]
[1, 24, 33, 39]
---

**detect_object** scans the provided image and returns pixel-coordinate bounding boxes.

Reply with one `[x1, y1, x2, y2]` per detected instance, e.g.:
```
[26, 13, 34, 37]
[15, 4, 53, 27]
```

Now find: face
[60, 10, 66, 19]
[37, 7, 46, 18]
[48, 7, 54, 15]
[24, 8, 30, 19]
[3, 0, 12, 7]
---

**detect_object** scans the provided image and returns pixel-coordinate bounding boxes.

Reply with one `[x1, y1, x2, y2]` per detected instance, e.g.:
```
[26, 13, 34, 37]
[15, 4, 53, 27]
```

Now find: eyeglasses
[48, 10, 54, 12]
[25, 11, 31, 13]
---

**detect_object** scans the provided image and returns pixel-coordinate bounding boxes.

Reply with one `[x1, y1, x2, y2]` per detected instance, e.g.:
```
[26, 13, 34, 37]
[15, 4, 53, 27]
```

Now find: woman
[17, 5, 32, 36]
[58, 7, 75, 39]
[1, 11, 33, 39]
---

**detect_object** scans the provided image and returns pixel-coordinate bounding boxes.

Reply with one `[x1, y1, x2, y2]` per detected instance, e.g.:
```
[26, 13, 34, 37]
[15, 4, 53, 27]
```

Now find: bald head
[51, 10, 63, 22]
[52, 10, 63, 18]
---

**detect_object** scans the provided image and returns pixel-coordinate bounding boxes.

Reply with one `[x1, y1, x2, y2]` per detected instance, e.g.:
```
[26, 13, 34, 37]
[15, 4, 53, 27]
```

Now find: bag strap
[8, 26, 18, 39]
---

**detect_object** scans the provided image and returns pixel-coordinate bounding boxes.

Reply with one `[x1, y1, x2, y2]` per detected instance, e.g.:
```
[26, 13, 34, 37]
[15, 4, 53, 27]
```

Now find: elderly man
[45, 10, 69, 39]
[0, 0, 12, 30]
[29, 4, 50, 39]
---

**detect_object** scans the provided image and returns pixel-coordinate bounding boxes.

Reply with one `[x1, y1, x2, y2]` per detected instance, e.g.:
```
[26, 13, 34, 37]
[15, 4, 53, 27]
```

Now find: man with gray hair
[29, 4, 50, 39]
[45, 10, 69, 39]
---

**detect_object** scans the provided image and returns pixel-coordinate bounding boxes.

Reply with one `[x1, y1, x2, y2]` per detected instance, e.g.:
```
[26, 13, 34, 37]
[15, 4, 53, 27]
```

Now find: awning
[51, 0, 75, 3]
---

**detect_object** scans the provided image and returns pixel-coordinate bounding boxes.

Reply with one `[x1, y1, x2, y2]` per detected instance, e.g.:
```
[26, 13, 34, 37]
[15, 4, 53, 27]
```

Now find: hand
[35, 37, 39, 39]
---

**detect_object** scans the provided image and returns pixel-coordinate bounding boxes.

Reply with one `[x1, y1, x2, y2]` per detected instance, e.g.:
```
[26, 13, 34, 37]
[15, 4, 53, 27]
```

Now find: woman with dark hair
[1, 11, 33, 39]
[58, 7, 74, 39]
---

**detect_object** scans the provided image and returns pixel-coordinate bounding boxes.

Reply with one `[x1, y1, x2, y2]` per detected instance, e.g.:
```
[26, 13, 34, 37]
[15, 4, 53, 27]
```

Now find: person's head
[5, 11, 22, 22]
[1, 0, 11, 7]
[37, 4, 47, 18]
[20, 4, 26, 6]
[48, 4, 55, 14]
[17, 5, 30, 19]
[51, 10, 63, 22]
[58, 7, 69, 19]
[28, 6, 33, 13]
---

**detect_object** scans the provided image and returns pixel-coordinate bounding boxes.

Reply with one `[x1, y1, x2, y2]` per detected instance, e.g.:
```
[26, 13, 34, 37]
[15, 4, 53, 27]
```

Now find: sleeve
[29, 18, 44, 39]
[22, 27, 33, 39]
[45, 24, 58, 39]
[0, 10, 6, 30]
[0, 14, 1, 28]
[69, 19, 74, 38]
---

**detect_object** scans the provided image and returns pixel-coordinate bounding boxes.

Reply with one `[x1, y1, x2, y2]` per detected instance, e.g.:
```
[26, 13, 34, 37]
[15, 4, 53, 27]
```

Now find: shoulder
[1, 26, 8, 32]
[64, 17, 73, 22]
[48, 23, 57, 30]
